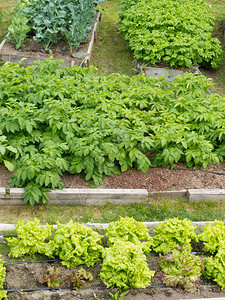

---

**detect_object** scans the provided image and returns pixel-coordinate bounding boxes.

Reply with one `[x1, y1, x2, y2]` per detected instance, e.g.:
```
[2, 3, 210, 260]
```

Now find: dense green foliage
[200, 220, 225, 254]
[105, 217, 153, 253]
[159, 246, 203, 292]
[2, 59, 225, 204]
[204, 248, 225, 289]
[119, 0, 223, 68]
[153, 218, 198, 254]
[45, 220, 103, 268]
[99, 241, 155, 289]
[7, 218, 54, 257]
[8, 0, 101, 50]
[0, 256, 7, 300]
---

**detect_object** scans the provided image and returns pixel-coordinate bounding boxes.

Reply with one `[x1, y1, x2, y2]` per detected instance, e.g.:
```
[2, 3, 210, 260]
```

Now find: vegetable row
[119, 0, 223, 68]
[1, 59, 225, 205]
[0, 217, 225, 299]
[7, 0, 102, 51]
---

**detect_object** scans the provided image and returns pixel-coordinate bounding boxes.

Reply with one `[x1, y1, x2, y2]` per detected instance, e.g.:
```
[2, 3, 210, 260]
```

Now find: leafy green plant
[9, 0, 101, 50]
[2, 58, 225, 204]
[119, 0, 223, 68]
[39, 266, 61, 287]
[105, 217, 153, 254]
[45, 220, 103, 268]
[63, 268, 93, 291]
[7, 218, 54, 257]
[99, 241, 155, 289]
[153, 218, 198, 254]
[0, 256, 7, 300]
[109, 290, 129, 300]
[159, 246, 203, 292]
[204, 248, 225, 289]
[8, 11, 30, 49]
[199, 220, 225, 254]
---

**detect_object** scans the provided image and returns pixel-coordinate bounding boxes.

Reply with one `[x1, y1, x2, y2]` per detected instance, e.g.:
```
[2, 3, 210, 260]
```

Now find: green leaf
[3, 160, 14, 172]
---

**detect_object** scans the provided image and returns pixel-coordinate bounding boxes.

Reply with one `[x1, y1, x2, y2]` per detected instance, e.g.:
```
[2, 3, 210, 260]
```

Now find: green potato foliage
[1, 59, 225, 205]
[99, 241, 155, 289]
[119, 0, 223, 68]
[105, 217, 153, 254]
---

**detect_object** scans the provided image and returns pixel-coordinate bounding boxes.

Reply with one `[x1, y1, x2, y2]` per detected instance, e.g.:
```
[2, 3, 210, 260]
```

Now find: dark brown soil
[1, 161, 225, 192]
[4, 256, 225, 300]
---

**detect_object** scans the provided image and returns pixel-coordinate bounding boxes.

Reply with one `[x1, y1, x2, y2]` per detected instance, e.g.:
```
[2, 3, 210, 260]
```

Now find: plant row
[7, 0, 102, 51]
[1, 58, 225, 204]
[119, 0, 223, 68]
[0, 217, 224, 299]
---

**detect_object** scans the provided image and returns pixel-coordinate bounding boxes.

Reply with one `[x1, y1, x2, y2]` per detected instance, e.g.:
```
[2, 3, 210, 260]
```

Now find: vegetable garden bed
[1, 217, 225, 299]
[0, 13, 101, 67]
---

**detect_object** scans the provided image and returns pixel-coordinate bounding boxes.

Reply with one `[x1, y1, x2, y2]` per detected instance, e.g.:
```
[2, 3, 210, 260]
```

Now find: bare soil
[3, 256, 225, 300]
[1, 161, 225, 192]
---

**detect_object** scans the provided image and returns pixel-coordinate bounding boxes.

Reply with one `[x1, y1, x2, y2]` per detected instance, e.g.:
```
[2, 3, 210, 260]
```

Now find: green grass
[0, 0, 16, 42]
[91, 0, 135, 76]
[0, 198, 225, 226]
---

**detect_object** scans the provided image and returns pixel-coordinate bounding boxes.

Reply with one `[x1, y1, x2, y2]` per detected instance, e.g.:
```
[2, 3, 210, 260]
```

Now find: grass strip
[0, 198, 225, 225]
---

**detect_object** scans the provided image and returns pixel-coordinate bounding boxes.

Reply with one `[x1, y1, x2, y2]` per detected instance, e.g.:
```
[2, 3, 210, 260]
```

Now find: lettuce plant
[204, 248, 225, 289]
[7, 218, 54, 257]
[99, 241, 155, 289]
[0, 256, 7, 300]
[105, 217, 153, 254]
[159, 246, 203, 292]
[153, 218, 198, 254]
[199, 220, 225, 254]
[45, 220, 103, 268]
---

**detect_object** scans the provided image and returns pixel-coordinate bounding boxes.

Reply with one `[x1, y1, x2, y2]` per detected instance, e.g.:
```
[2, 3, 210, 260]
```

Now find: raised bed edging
[1, 188, 225, 206]
[0, 188, 149, 206]
[0, 220, 218, 232]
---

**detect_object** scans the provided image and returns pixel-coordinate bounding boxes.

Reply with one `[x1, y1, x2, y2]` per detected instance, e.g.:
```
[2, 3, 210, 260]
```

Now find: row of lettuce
[2, 59, 225, 205]
[0, 217, 225, 298]
[119, 0, 223, 68]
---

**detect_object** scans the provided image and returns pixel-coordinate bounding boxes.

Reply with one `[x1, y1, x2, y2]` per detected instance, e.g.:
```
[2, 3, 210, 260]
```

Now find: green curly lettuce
[99, 241, 155, 289]
[7, 218, 54, 257]
[153, 218, 198, 254]
[45, 220, 103, 268]
[105, 217, 153, 254]
[199, 220, 225, 254]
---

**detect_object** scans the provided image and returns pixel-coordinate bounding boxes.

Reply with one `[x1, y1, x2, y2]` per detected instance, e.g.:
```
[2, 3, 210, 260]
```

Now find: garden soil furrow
[3, 258, 225, 300]
[1, 161, 225, 193]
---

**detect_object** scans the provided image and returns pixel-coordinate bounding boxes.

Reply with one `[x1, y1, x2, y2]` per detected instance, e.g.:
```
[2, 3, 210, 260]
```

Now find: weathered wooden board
[188, 189, 225, 202]
[0, 188, 148, 206]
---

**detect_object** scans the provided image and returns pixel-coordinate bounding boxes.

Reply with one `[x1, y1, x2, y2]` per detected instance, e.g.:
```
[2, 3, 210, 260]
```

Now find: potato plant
[119, 0, 223, 68]
[1, 59, 225, 205]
